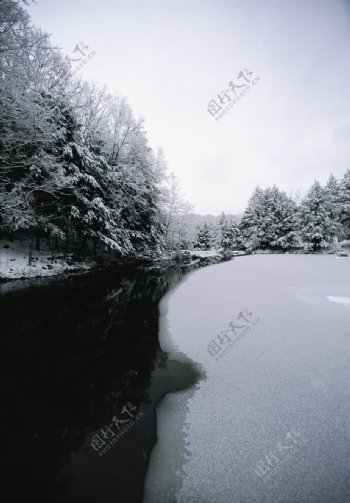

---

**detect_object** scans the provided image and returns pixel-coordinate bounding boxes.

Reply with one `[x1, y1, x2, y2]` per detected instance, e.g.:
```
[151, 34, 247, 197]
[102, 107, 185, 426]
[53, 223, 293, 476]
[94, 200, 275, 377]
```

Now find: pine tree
[194, 223, 212, 250]
[339, 169, 350, 239]
[239, 187, 264, 251]
[218, 213, 240, 249]
[239, 186, 298, 250]
[266, 186, 299, 249]
[298, 181, 338, 251]
[325, 174, 342, 234]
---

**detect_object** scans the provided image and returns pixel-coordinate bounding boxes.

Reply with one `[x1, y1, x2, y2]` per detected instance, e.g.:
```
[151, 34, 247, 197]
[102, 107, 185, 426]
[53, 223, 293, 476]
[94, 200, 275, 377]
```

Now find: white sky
[25, 0, 350, 215]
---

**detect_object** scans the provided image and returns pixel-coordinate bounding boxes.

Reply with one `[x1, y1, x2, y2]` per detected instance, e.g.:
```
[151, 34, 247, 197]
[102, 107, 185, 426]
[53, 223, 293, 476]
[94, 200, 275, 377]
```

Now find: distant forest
[197, 174, 350, 253]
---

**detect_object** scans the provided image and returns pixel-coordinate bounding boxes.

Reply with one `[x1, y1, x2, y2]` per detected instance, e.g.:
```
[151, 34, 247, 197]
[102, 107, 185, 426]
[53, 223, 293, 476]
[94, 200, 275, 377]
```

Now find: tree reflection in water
[1, 263, 202, 503]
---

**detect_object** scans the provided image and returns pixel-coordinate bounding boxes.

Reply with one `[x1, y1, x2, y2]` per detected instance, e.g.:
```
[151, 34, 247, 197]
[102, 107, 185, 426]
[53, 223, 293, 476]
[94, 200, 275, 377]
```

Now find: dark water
[0, 263, 202, 503]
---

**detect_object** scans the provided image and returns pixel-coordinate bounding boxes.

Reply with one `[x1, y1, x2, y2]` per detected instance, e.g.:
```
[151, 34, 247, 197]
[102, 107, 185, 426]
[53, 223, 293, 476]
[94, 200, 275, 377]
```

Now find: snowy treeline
[0, 1, 189, 257]
[239, 175, 350, 251]
[194, 173, 350, 252]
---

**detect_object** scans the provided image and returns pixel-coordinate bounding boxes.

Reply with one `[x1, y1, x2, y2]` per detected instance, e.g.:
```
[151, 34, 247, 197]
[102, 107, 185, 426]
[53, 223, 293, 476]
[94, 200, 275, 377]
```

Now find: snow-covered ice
[327, 296, 350, 306]
[144, 254, 350, 503]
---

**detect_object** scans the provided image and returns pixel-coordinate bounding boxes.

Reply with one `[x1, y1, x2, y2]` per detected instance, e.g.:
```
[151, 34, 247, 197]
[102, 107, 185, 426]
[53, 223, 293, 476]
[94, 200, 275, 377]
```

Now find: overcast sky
[26, 0, 350, 215]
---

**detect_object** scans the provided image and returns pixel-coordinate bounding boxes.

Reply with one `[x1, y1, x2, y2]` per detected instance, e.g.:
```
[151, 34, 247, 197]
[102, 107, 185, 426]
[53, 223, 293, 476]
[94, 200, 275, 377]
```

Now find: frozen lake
[144, 254, 350, 503]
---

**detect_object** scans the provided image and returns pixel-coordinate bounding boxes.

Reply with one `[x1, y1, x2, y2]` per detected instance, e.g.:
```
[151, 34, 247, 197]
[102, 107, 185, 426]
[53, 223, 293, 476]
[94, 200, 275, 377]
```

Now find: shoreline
[0, 240, 348, 286]
[0, 241, 228, 285]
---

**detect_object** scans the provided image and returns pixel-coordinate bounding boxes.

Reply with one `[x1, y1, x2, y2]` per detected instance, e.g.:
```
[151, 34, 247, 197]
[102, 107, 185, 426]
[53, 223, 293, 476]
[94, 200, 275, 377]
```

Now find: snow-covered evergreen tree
[266, 187, 299, 249]
[239, 187, 264, 251]
[339, 169, 350, 239]
[325, 174, 342, 233]
[298, 181, 339, 251]
[193, 223, 212, 250]
[239, 186, 298, 250]
[217, 213, 240, 249]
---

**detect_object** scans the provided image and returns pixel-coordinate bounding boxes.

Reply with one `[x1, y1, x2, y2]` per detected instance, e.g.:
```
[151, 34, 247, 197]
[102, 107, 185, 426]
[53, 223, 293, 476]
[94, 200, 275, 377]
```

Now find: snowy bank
[0, 241, 232, 282]
[0, 240, 94, 281]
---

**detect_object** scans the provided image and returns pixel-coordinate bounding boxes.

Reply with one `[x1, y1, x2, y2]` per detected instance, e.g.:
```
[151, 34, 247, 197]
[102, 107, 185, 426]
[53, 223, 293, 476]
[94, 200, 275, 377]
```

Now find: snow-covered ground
[189, 250, 221, 258]
[189, 249, 246, 258]
[144, 254, 350, 503]
[0, 240, 93, 280]
[327, 296, 350, 306]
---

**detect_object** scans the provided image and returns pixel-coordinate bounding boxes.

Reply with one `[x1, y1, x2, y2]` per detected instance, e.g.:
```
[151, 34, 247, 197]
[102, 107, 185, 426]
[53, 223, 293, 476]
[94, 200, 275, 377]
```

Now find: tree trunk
[28, 236, 34, 266]
[81, 236, 87, 255]
[65, 230, 69, 256]
[35, 234, 40, 252]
